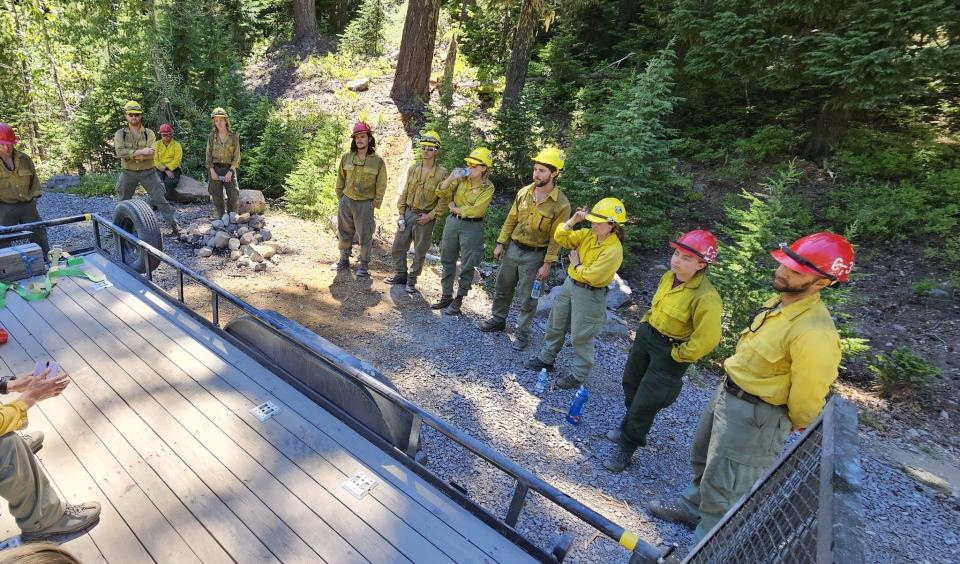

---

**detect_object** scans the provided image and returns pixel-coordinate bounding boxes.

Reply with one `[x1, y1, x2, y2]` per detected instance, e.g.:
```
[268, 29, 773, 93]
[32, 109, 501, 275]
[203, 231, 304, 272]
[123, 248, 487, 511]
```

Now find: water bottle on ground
[566, 385, 589, 425]
[534, 368, 548, 395]
[531, 279, 542, 299]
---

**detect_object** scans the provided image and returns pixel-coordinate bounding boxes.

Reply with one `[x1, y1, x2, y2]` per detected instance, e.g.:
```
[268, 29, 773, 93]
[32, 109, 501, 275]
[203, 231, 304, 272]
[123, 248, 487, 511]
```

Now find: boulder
[236, 213, 251, 224]
[240, 232, 255, 245]
[211, 220, 224, 229]
[237, 226, 250, 236]
[42, 174, 82, 191]
[168, 175, 210, 203]
[248, 214, 265, 230]
[248, 249, 265, 263]
[237, 257, 252, 268]
[253, 261, 268, 272]
[196, 247, 213, 258]
[221, 213, 231, 225]
[251, 244, 276, 260]
[601, 312, 631, 336]
[230, 250, 242, 260]
[607, 274, 633, 309]
[259, 228, 272, 242]
[228, 238, 241, 251]
[211, 230, 230, 249]
[237, 190, 266, 214]
[535, 285, 561, 318]
[347, 77, 370, 91]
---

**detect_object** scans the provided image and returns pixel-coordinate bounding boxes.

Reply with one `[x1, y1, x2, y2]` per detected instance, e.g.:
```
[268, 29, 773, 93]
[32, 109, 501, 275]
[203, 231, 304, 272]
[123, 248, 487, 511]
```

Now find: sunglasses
[127, 113, 142, 117]
[467, 163, 483, 168]
[777, 243, 835, 281]
[423, 146, 438, 152]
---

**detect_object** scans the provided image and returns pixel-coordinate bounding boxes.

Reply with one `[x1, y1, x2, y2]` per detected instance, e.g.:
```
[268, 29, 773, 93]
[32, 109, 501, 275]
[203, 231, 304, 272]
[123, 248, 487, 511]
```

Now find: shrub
[283, 116, 347, 221]
[243, 111, 307, 198]
[870, 347, 941, 403]
[491, 96, 541, 193]
[563, 50, 684, 255]
[734, 125, 802, 162]
[833, 127, 958, 181]
[825, 180, 958, 242]
[340, 0, 386, 58]
[71, 174, 118, 198]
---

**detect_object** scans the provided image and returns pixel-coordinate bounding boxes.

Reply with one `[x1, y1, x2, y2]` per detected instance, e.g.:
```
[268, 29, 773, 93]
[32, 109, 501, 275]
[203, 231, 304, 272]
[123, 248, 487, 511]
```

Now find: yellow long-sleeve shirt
[437, 177, 494, 219]
[642, 271, 722, 363]
[397, 162, 449, 219]
[0, 399, 29, 435]
[724, 292, 841, 429]
[497, 183, 571, 263]
[153, 139, 183, 171]
[554, 224, 623, 288]
[114, 126, 156, 171]
[336, 152, 388, 207]
[0, 149, 41, 204]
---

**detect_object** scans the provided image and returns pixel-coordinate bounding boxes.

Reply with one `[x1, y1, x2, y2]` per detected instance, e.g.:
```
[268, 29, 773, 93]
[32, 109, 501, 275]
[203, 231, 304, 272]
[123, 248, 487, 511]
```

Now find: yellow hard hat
[532, 146, 564, 171]
[210, 107, 229, 119]
[420, 130, 441, 147]
[123, 101, 143, 114]
[586, 197, 627, 224]
[464, 147, 493, 167]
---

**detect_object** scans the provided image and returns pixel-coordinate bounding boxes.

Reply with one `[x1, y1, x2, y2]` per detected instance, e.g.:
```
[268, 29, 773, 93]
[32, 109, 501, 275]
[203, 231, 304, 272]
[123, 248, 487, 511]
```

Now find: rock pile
[179, 212, 280, 272]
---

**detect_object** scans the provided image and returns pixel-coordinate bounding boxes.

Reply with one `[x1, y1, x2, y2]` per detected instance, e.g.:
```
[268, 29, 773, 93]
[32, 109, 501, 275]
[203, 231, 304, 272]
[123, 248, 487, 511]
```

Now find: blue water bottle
[566, 385, 589, 425]
[531, 279, 542, 299]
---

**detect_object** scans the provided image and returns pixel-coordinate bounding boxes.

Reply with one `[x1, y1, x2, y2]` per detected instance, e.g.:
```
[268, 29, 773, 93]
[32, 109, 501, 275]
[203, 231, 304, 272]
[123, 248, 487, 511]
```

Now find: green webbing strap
[0, 262, 104, 308]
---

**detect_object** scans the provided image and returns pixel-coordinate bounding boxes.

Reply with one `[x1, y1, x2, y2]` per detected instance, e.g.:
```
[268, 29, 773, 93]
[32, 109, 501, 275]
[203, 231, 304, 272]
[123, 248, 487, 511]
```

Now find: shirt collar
[669, 271, 705, 290]
[525, 183, 559, 202]
[762, 292, 824, 321]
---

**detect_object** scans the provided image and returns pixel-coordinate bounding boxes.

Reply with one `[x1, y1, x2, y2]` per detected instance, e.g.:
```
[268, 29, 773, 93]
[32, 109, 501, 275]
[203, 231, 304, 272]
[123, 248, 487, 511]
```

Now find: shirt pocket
[744, 337, 789, 376]
[657, 302, 691, 336]
[533, 209, 555, 233]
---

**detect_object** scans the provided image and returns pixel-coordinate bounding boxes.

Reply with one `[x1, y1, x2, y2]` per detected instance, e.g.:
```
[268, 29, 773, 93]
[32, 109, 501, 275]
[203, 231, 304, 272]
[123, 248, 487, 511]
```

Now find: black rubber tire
[113, 199, 162, 274]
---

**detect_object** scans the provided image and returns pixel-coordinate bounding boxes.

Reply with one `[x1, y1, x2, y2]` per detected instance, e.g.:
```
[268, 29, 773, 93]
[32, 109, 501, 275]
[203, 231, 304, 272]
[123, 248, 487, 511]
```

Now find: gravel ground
[29, 191, 960, 563]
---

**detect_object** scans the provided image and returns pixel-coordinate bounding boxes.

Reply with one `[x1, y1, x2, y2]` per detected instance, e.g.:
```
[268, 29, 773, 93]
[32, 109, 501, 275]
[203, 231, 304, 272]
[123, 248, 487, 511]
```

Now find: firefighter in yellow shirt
[0, 123, 48, 255]
[604, 230, 722, 472]
[648, 232, 855, 544]
[205, 108, 241, 219]
[524, 197, 625, 389]
[335, 121, 388, 278]
[154, 123, 182, 198]
[431, 147, 495, 315]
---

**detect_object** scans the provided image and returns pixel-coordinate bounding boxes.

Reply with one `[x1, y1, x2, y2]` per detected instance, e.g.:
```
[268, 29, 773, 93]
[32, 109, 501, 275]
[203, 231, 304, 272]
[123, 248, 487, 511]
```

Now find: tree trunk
[618, 0, 640, 27]
[803, 100, 850, 163]
[442, 0, 469, 89]
[35, 1, 70, 116]
[293, 0, 318, 46]
[329, 0, 350, 34]
[390, 0, 441, 108]
[9, 0, 43, 159]
[501, 0, 539, 109]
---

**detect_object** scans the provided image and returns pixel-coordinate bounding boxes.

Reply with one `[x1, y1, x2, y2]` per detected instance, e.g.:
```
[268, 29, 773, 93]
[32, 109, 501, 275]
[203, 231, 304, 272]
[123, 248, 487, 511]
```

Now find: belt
[512, 240, 546, 253]
[453, 214, 482, 222]
[648, 324, 685, 345]
[724, 377, 770, 406]
[571, 278, 606, 292]
[213, 162, 231, 168]
[409, 208, 429, 214]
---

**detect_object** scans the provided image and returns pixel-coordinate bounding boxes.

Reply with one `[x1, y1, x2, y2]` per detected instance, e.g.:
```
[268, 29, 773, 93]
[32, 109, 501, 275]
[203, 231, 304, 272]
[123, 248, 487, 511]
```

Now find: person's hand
[569, 209, 588, 224]
[791, 427, 806, 434]
[139, 147, 154, 157]
[17, 368, 70, 408]
[209, 167, 217, 179]
[224, 171, 234, 183]
[569, 249, 580, 267]
[157, 164, 167, 172]
[493, 243, 504, 260]
[448, 202, 460, 214]
[165, 170, 175, 178]
[536, 262, 551, 280]
[416, 213, 431, 225]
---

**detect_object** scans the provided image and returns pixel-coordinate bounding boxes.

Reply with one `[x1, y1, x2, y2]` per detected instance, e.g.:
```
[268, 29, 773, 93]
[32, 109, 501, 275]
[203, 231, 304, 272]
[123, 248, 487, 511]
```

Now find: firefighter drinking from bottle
[524, 197, 626, 389]
[603, 230, 722, 472]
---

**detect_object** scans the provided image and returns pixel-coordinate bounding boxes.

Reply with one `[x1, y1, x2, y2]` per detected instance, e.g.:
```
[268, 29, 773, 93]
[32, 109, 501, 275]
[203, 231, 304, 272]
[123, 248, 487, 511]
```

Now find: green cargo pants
[618, 323, 690, 448]
[117, 168, 176, 226]
[207, 165, 239, 218]
[337, 196, 375, 263]
[537, 277, 607, 384]
[491, 241, 545, 339]
[440, 215, 484, 297]
[391, 209, 435, 280]
[0, 432, 64, 533]
[0, 200, 49, 255]
[678, 384, 791, 541]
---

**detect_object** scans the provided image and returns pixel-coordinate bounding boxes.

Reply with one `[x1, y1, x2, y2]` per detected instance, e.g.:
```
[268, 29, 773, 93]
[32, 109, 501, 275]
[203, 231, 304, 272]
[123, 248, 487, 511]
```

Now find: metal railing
[683, 396, 864, 563]
[2, 214, 668, 563]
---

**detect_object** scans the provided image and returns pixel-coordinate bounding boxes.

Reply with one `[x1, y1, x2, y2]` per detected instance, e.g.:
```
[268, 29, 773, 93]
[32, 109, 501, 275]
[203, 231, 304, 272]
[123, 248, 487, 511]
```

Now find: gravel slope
[28, 191, 960, 563]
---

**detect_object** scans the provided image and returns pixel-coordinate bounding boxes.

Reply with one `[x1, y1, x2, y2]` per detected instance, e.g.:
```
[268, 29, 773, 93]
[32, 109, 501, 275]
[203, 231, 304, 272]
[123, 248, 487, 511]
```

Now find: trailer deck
[0, 252, 535, 563]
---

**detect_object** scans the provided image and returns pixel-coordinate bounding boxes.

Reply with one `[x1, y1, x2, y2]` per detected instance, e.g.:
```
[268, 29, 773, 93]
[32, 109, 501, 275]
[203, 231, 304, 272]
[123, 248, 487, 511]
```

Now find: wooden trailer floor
[0, 252, 536, 563]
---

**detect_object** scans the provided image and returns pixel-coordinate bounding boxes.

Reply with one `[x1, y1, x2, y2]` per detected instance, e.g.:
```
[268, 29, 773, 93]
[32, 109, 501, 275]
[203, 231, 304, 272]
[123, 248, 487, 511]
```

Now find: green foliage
[825, 180, 958, 242]
[563, 50, 684, 255]
[340, 0, 387, 58]
[243, 112, 304, 198]
[491, 96, 541, 192]
[870, 347, 942, 403]
[734, 126, 802, 163]
[482, 202, 509, 261]
[283, 116, 348, 221]
[459, 0, 517, 82]
[71, 174, 118, 198]
[833, 127, 958, 181]
[912, 279, 936, 296]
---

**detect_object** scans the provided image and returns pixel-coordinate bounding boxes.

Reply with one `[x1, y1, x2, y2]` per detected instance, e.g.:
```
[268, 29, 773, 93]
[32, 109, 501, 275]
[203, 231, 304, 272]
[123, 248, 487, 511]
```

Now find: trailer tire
[113, 199, 162, 274]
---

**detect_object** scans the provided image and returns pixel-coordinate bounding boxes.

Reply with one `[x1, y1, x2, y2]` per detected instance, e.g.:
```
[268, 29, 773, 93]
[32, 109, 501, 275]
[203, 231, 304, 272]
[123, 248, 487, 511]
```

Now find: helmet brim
[670, 241, 712, 263]
[464, 157, 489, 167]
[770, 249, 821, 277]
[586, 212, 617, 224]
[125, 111, 143, 115]
[420, 141, 440, 148]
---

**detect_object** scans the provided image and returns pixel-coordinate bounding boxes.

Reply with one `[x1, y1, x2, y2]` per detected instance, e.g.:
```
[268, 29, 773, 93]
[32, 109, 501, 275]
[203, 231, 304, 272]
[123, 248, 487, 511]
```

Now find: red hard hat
[159, 123, 174, 134]
[352, 122, 372, 136]
[771, 232, 854, 283]
[670, 230, 718, 263]
[0, 123, 15, 145]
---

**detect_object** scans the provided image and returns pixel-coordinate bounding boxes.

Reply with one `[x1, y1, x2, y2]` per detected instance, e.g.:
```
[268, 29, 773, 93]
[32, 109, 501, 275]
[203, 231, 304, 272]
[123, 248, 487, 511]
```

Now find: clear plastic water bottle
[398, 217, 406, 231]
[531, 279, 542, 299]
[456, 167, 470, 178]
[534, 368, 548, 395]
[566, 385, 589, 425]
